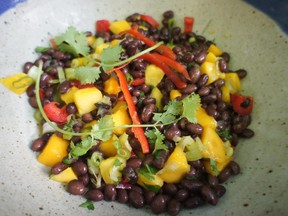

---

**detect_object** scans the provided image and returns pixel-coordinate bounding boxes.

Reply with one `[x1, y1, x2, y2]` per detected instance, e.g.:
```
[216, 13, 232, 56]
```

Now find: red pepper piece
[50, 38, 58, 49]
[131, 77, 145, 86]
[152, 53, 190, 80]
[39, 88, 45, 100]
[140, 53, 187, 89]
[43, 102, 69, 124]
[96, 19, 110, 33]
[114, 69, 150, 154]
[230, 94, 254, 116]
[140, 14, 159, 28]
[184, 17, 194, 33]
[123, 28, 176, 60]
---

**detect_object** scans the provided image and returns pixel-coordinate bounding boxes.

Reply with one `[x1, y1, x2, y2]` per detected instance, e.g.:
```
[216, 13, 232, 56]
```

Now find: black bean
[129, 190, 144, 208]
[167, 199, 181, 216]
[31, 137, 45, 152]
[151, 194, 167, 214]
[126, 158, 142, 170]
[143, 97, 156, 105]
[28, 96, 38, 108]
[196, 74, 209, 87]
[184, 197, 203, 209]
[181, 53, 194, 63]
[72, 161, 88, 176]
[86, 189, 104, 202]
[153, 150, 169, 169]
[117, 189, 128, 203]
[78, 173, 89, 186]
[181, 179, 203, 191]
[206, 105, 220, 119]
[201, 94, 217, 104]
[51, 162, 68, 175]
[186, 123, 203, 135]
[26, 84, 35, 97]
[232, 122, 246, 134]
[208, 174, 219, 187]
[66, 103, 78, 114]
[221, 52, 230, 63]
[197, 86, 210, 96]
[104, 184, 117, 201]
[231, 133, 239, 146]
[23, 62, 34, 73]
[236, 69, 247, 79]
[164, 78, 175, 92]
[181, 84, 197, 94]
[186, 166, 200, 179]
[144, 190, 156, 205]
[214, 79, 225, 88]
[189, 67, 201, 83]
[82, 113, 94, 123]
[132, 89, 142, 97]
[165, 123, 181, 141]
[201, 185, 218, 205]
[218, 167, 232, 183]
[163, 10, 174, 19]
[67, 180, 86, 195]
[122, 166, 138, 184]
[141, 103, 156, 123]
[214, 185, 226, 197]
[239, 128, 255, 138]
[194, 51, 207, 64]
[218, 59, 228, 72]
[44, 87, 54, 99]
[40, 73, 53, 88]
[59, 80, 70, 94]
[228, 161, 241, 175]
[217, 101, 227, 113]
[175, 188, 189, 202]
[163, 183, 178, 195]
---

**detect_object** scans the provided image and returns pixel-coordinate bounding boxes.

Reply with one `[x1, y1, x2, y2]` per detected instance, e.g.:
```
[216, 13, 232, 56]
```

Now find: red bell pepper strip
[230, 94, 254, 116]
[184, 17, 194, 33]
[151, 53, 190, 80]
[43, 102, 69, 124]
[96, 20, 110, 33]
[131, 77, 145, 86]
[114, 69, 150, 154]
[140, 53, 187, 89]
[123, 28, 176, 60]
[140, 14, 159, 28]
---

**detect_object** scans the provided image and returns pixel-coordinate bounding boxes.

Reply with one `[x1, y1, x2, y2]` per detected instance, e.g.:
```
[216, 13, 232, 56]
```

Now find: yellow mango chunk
[170, 89, 182, 100]
[95, 43, 110, 55]
[100, 156, 126, 184]
[74, 87, 103, 115]
[37, 134, 69, 167]
[207, 44, 223, 57]
[109, 20, 131, 34]
[112, 100, 128, 113]
[205, 52, 217, 63]
[221, 85, 231, 103]
[201, 127, 226, 163]
[60, 86, 79, 104]
[99, 136, 117, 157]
[200, 61, 225, 85]
[224, 73, 241, 94]
[157, 146, 190, 183]
[71, 57, 84, 68]
[50, 167, 78, 183]
[137, 171, 164, 191]
[204, 156, 232, 176]
[150, 87, 163, 111]
[87, 36, 96, 46]
[111, 109, 132, 135]
[196, 107, 217, 129]
[0, 72, 32, 95]
[104, 76, 121, 95]
[145, 64, 165, 87]
[110, 39, 121, 47]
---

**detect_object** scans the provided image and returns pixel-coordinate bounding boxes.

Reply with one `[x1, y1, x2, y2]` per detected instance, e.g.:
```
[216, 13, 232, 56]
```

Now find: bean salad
[3, 10, 255, 215]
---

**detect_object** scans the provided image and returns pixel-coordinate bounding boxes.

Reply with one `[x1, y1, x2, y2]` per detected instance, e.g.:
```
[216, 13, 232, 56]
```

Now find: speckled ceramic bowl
[0, 0, 287, 215]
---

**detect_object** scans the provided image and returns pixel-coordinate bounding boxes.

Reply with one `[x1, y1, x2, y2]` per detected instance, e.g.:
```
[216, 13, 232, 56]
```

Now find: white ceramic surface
[0, 0, 287, 215]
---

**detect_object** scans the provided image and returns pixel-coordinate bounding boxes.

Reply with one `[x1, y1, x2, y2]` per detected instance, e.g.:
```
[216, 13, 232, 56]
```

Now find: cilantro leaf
[145, 129, 168, 153]
[62, 116, 75, 140]
[143, 183, 161, 192]
[69, 136, 96, 159]
[100, 45, 122, 70]
[35, 46, 50, 53]
[217, 129, 232, 141]
[54, 26, 90, 57]
[209, 158, 219, 176]
[74, 66, 101, 84]
[91, 115, 114, 141]
[181, 93, 201, 123]
[153, 100, 182, 124]
[113, 158, 123, 167]
[139, 167, 155, 181]
[79, 200, 95, 210]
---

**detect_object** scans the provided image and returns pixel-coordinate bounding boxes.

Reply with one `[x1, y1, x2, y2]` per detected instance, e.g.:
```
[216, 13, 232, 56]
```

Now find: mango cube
[109, 20, 131, 34]
[145, 64, 165, 87]
[50, 167, 78, 183]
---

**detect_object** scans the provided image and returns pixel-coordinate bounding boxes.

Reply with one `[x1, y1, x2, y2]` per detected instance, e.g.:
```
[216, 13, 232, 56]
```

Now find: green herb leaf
[143, 183, 161, 192]
[181, 93, 201, 123]
[113, 158, 123, 167]
[79, 200, 95, 210]
[153, 100, 182, 124]
[139, 167, 155, 181]
[145, 129, 168, 154]
[35, 47, 50, 53]
[91, 115, 114, 141]
[209, 158, 219, 176]
[218, 129, 232, 141]
[62, 116, 75, 140]
[54, 26, 90, 57]
[69, 136, 96, 158]
[100, 45, 122, 70]
[74, 66, 101, 84]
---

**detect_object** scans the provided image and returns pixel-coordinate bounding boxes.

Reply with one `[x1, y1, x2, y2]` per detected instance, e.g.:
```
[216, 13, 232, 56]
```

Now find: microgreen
[79, 200, 95, 210]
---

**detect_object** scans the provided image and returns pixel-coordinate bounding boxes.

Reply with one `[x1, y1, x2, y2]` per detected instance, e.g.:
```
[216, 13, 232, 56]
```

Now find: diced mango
[201, 127, 226, 163]
[224, 73, 241, 94]
[204, 156, 232, 176]
[110, 39, 121, 47]
[137, 171, 164, 191]
[200, 61, 225, 85]
[221, 85, 230, 103]
[100, 156, 126, 184]
[157, 146, 190, 183]
[111, 109, 132, 135]
[95, 43, 110, 55]
[0, 72, 31, 95]
[150, 87, 163, 111]
[112, 100, 128, 113]
[170, 89, 182, 100]
[207, 44, 223, 57]
[99, 136, 117, 157]
[205, 52, 217, 63]
[145, 64, 165, 87]
[37, 134, 69, 167]
[109, 20, 131, 34]
[87, 36, 96, 46]
[104, 76, 121, 95]
[71, 57, 84, 68]
[74, 87, 103, 115]
[196, 107, 217, 129]
[50, 167, 78, 183]
[60, 86, 79, 104]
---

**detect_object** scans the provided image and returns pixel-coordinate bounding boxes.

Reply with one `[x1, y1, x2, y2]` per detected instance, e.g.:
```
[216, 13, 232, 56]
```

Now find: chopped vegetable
[0, 73, 32, 95]
[140, 14, 160, 28]
[230, 94, 254, 116]
[43, 102, 69, 124]
[184, 17, 194, 33]
[96, 19, 110, 33]
[50, 167, 78, 183]
[109, 20, 131, 34]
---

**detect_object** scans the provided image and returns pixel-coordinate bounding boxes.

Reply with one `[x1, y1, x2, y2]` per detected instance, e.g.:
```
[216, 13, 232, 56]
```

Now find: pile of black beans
[28, 10, 254, 216]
